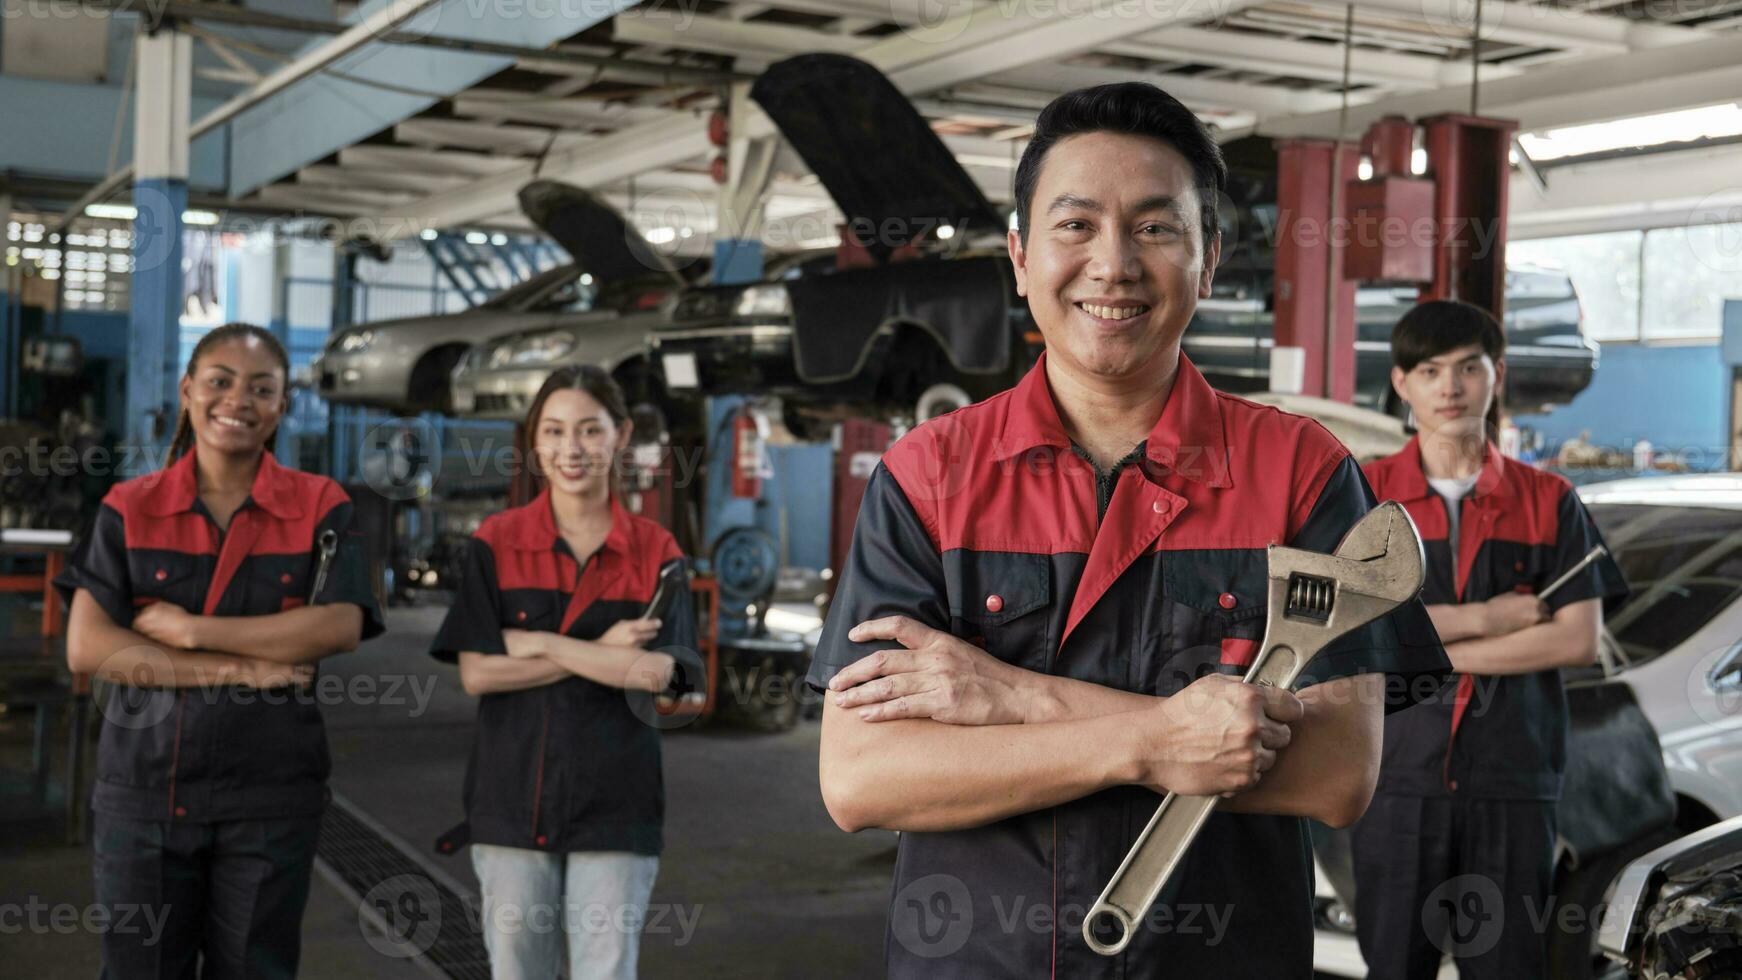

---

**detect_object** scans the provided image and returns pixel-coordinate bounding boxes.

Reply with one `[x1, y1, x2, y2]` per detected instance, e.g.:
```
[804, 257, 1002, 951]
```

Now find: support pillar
[1418, 114, 1518, 321]
[1272, 138, 1359, 402]
[713, 82, 772, 285]
[126, 25, 192, 472]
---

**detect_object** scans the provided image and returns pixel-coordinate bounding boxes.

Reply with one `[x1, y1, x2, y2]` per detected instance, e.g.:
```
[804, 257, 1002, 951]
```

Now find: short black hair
[1013, 82, 1227, 247]
[1390, 300, 1506, 371]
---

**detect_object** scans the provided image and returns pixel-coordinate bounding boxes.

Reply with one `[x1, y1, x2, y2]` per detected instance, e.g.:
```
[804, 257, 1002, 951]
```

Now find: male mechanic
[807, 82, 1451, 978]
[1352, 300, 1628, 978]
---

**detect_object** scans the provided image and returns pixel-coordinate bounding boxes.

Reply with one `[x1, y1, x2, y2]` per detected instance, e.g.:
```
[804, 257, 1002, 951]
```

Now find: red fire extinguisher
[731, 406, 765, 499]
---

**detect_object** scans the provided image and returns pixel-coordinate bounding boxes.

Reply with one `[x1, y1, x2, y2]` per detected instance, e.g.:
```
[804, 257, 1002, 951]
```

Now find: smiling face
[532, 387, 631, 498]
[178, 336, 288, 458]
[1391, 342, 1506, 443]
[1008, 130, 1219, 385]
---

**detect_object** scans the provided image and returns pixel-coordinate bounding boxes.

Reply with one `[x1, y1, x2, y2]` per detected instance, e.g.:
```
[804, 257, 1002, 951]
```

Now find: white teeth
[1080, 303, 1147, 320]
[213, 416, 252, 429]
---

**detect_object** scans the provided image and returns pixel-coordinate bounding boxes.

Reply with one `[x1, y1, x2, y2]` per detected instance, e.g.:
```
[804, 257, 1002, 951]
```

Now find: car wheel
[1548, 828, 1681, 980]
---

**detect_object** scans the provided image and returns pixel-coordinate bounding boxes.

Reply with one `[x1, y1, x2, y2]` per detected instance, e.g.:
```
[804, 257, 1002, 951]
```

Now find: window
[1509, 231, 1641, 342]
[1640, 221, 1742, 342]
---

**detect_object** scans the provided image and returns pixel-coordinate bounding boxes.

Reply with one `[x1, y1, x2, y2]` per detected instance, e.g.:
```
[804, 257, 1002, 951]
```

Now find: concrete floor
[2, 606, 894, 979]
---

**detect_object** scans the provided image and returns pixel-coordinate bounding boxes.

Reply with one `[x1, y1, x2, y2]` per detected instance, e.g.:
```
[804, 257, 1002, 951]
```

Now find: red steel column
[1273, 138, 1360, 401]
[1418, 114, 1518, 321]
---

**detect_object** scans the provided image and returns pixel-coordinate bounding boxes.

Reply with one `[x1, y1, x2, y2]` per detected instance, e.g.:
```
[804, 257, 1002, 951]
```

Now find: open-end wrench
[1083, 500, 1426, 957]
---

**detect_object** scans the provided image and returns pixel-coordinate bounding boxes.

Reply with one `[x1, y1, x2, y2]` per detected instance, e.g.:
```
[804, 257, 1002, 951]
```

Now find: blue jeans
[471, 844, 659, 980]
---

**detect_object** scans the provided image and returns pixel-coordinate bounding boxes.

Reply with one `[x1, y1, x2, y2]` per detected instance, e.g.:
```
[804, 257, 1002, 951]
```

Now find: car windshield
[1585, 503, 1742, 666]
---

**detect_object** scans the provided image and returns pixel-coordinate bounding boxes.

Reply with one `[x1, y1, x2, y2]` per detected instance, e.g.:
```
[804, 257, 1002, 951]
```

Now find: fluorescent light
[579, 273, 594, 285]
[490, 233, 507, 246]
[645, 226, 676, 244]
[937, 224, 956, 240]
[182, 210, 219, 226]
[465, 231, 489, 245]
[1411, 148, 1427, 175]
[419, 228, 438, 241]
[1519, 103, 1742, 162]
[85, 203, 136, 220]
[1357, 159, 1374, 181]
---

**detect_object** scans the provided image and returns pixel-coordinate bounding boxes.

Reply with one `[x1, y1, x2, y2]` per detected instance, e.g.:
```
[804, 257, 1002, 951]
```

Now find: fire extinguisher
[730, 406, 766, 499]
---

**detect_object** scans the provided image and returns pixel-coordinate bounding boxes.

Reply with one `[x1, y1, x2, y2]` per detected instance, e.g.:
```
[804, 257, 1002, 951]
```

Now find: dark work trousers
[91, 811, 323, 980]
[1350, 794, 1557, 980]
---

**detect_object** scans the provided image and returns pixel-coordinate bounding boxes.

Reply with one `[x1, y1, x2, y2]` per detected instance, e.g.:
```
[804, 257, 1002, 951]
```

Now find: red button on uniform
[174, 806, 187, 817]
[535, 835, 547, 846]
[155, 569, 168, 581]
[1448, 780, 1459, 792]
[281, 573, 293, 585]
[984, 594, 1004, 614]
[1218, 593, 1237, 610]
[517, 611, 527, 622]
[1152, 500, 1166, 514]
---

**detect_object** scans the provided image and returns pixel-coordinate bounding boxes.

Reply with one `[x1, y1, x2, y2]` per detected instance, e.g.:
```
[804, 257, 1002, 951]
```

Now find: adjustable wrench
[1084, 500, 1426, 956]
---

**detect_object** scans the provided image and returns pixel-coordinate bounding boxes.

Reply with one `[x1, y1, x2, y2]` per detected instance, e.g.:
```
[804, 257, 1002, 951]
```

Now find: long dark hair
[1391, 299, 1506, 442]
[165, 323, 292, 465]
[520, 365, 631, 498]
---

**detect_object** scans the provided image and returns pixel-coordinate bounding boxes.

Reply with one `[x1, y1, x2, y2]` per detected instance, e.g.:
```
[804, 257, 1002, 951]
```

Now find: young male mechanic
[807, 82, 1451, 977]
[1352, 300, 1628, 978]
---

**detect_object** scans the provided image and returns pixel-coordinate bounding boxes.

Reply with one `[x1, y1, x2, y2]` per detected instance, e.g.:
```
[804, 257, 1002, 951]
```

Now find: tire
[1547, 828, 1681, 980]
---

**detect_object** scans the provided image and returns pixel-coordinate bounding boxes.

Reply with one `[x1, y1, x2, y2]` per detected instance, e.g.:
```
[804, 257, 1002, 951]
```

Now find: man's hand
[131, 601, 202, 650]
[599, 618, 662, 650]
[502, 629, 550, 659]
[1133, 674, 1303, 797]
[834, 616, 1034, 725]
[1481, 593, 1548, 638]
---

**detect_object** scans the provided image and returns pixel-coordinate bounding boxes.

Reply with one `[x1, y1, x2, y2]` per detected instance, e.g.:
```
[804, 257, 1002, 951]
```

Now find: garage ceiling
[36, 0, 1742, 246]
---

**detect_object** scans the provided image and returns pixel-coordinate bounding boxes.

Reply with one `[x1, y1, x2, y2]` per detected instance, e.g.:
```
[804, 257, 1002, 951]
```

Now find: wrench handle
[1083, 642, 1307, 956]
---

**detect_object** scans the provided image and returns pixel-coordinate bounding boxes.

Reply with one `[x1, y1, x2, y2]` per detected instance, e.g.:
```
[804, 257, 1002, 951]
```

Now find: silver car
[315, 181, 684, 416]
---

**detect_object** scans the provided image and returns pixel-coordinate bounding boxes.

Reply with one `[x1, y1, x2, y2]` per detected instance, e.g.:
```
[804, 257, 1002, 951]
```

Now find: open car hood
[517, 179, 684, 289]
[751, 54, 1003, 259]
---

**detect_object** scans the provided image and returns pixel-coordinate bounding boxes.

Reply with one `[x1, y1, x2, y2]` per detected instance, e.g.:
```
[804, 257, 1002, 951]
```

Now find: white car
[1313, 471, 1742, 978]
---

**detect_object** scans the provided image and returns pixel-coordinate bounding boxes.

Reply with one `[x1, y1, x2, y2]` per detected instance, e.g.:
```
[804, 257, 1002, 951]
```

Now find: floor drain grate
[315, 793, 491, 980]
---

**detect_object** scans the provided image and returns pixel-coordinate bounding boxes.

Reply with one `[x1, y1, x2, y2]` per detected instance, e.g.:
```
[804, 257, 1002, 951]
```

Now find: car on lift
[648, 53, 1044, 437]
[1185, 140, 1599, 417]
[450, 245, 832, 422]
[1312, 471, 1742, 979]
[313, 181, 685, 416]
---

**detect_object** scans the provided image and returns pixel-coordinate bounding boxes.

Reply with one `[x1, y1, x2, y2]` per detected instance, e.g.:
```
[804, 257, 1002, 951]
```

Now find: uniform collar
[142, 449, 303, 519]
[510, 487, 634, 555]
[1390, 435, 1513, 501]
[993, 350, 1231, 488]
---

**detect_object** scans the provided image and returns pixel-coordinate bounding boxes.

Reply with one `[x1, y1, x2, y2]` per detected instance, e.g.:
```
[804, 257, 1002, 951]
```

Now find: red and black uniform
[54, 450, 384, 979]
[1353, 438, 1628, 978]
[429, 490, 699, 857]
[807, 353, 1451, 978]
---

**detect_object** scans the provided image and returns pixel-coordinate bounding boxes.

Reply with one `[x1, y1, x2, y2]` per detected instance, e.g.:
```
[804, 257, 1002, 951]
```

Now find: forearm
[1426, 603, 1487, 644]
[1445, 616, 1597, 674]
[195, 605, 364, 663]
[1024, 670, 1379, 827]
[457, 651, 571, 695]
[819, 699, 1142, 833]
[69, 618, 253, 687]
[542, 634, 670, 691]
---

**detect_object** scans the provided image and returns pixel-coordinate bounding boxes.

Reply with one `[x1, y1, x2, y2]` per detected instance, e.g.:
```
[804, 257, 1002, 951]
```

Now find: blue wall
[1518, 343, 1728, 471]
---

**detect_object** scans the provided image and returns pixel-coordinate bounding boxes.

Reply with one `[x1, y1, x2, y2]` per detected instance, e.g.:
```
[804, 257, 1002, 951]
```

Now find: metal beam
[1510, 142, 1742, 238]
[54, 0, 447, 232]
[1261, 32, 1742, 138]
[1290, 0, 1702, 53]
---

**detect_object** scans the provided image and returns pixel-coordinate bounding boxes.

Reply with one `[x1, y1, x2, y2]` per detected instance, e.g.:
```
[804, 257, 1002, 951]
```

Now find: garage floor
[3, 607, 893, 979]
